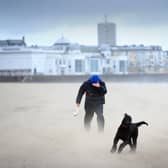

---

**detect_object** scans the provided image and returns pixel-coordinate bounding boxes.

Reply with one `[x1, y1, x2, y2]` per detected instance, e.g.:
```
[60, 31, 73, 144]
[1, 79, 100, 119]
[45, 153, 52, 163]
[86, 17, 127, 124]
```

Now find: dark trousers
[84, 103, 104, 131]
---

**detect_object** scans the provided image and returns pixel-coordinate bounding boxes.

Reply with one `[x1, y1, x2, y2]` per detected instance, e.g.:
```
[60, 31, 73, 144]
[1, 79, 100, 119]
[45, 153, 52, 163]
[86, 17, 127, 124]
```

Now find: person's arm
[76, 82, 86, 106]
[97, 81, 107, 95]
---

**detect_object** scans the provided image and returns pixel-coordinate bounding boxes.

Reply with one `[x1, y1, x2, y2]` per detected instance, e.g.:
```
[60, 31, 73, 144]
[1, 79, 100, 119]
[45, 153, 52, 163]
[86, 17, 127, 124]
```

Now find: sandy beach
[0, 82, 168, 168]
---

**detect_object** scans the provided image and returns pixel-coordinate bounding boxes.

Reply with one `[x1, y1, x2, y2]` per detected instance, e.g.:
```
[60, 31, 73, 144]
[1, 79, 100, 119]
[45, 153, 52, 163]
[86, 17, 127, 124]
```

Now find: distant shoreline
[1, 74, 168, 83]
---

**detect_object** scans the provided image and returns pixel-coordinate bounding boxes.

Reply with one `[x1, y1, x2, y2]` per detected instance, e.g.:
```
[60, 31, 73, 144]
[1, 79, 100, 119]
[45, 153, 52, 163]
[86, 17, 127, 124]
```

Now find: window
[55, 59, 58, 65]
[90, 59, 99, 72]
[75, 59, 84, 72]
[106, 59, 110, 64]
[119, 60, 126, 72]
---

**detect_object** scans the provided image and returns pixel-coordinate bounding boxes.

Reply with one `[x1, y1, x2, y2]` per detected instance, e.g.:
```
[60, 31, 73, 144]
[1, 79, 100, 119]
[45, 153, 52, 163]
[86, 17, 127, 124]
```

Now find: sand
[0, 82, 168, 168]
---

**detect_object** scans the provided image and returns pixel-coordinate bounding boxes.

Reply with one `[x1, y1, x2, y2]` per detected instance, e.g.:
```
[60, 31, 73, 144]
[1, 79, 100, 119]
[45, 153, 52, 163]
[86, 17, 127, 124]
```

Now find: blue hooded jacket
[88, 75, 101, 83]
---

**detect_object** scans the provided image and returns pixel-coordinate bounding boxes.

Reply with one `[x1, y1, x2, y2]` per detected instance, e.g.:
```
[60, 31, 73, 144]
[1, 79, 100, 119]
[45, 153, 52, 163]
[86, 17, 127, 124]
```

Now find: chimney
[22, 36, 25, 42]
[22, 36, 26, 46]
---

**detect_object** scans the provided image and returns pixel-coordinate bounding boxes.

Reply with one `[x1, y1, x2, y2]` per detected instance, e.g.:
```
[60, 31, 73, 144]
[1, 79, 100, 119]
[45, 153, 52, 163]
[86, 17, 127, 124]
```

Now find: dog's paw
[110, 148, 116, 153]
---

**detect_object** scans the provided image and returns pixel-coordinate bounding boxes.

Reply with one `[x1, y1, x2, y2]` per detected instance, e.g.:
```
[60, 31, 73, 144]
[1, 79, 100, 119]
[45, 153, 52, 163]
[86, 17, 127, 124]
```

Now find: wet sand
[0, 83, 168, 168]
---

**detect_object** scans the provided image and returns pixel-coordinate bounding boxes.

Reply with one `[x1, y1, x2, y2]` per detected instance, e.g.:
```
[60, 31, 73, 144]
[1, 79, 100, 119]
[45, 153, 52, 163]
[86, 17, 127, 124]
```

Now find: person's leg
[118, 141, 128, 153]
[95, 104, 104, 132]
[84, 104, 94, 131]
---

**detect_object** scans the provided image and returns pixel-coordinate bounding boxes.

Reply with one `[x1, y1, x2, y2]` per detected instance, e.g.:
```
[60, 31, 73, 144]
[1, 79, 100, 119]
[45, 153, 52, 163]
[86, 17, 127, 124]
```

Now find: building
[0, 47, 32, 76]
[0, 37, 128, 76]
[0, 36, 26, 47]
[97, 21, 116, 46]
[1, 36, 167, 76]
[111, 45, 164, 73]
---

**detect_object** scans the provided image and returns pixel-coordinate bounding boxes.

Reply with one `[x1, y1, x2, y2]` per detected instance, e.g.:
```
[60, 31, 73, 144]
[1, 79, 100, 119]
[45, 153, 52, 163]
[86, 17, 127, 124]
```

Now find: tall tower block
[97, 17, 116, 46]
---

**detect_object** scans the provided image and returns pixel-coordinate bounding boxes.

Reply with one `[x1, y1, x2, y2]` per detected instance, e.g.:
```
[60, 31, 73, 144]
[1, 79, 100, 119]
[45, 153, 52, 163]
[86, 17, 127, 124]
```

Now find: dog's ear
[124, 113, 128, 116]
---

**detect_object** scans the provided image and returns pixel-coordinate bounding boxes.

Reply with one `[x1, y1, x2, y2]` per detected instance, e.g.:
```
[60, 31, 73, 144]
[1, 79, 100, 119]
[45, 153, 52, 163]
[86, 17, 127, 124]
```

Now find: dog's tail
[136, 121, 148, 127]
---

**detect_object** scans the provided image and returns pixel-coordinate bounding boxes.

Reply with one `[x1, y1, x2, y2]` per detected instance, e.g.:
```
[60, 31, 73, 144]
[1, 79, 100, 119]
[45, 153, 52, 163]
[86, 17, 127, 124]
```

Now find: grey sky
[0, 0, 168, 49]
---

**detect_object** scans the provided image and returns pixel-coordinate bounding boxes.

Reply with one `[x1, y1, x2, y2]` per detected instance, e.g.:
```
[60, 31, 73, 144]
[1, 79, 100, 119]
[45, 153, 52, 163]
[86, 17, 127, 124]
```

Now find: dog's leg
[111, 136, 119, 153]
[118, 141, 129, 153]
[129, 139, 134, 150]
[132, 136, 137, 152]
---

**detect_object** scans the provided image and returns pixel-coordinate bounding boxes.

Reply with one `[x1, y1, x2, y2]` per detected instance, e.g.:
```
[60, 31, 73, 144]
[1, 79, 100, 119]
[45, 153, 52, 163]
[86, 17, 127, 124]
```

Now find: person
[76, 75, 107, 131]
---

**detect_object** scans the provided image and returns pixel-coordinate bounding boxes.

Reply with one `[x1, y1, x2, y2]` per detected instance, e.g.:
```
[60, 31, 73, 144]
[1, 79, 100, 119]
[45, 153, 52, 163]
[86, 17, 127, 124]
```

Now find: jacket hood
[88, 75, 101, 83]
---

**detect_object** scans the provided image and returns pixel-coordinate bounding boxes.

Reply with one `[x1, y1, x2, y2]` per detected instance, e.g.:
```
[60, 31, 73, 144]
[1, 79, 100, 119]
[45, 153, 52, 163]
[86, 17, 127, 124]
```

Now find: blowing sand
[0, 82, 168, 168]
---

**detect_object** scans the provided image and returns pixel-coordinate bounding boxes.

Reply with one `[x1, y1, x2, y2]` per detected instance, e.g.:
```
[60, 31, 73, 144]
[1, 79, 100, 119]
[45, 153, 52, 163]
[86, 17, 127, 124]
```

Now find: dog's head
[121, 113, 132, 125]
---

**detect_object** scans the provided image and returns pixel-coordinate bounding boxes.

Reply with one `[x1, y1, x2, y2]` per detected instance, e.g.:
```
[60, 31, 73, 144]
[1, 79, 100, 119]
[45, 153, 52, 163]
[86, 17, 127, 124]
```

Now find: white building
[0, 37, 128, 76]
[0, 47, 32, 76]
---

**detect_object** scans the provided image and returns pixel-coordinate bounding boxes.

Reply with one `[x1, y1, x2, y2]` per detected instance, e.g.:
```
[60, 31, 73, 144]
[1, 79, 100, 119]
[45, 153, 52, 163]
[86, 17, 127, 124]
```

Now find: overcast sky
[0, 0, 168, 49]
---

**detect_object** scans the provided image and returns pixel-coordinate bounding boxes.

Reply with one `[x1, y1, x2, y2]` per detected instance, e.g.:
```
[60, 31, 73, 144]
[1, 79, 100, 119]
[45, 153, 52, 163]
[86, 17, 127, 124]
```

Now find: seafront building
[1, 19, 168, 76]
[111, 45, 165, 73]
[0, 37, 128, 76]
[0, 36, 167, 76]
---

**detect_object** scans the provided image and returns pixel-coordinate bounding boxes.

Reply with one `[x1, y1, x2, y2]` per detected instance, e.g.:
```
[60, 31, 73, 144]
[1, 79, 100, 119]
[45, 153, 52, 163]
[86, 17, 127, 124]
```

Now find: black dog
[111, 113, 148, 153]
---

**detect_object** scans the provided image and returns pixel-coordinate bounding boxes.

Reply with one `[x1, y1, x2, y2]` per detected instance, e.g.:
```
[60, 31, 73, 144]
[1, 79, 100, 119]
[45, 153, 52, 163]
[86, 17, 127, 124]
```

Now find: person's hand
[92, 82, 100, 87]
[74, 104, 80, 116]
